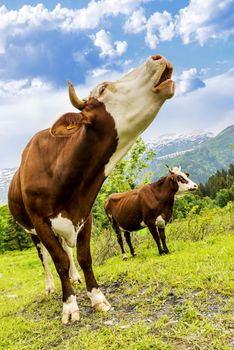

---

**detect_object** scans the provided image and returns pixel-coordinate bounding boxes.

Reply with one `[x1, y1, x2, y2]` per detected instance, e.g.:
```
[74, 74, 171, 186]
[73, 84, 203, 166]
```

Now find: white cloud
[176, 0, 234, 45]
[0, 1, 147, 53]
[143, 68, 234, 140]
[115, 41, 128, 56]
[0, 0, 233, 59]
[0, 78, 52, 97]
[91, 29, 127, 58]
[176, 68, 206, 95]
[123, 8, 147, 33]
[123, 0, 234, 48]
[91, 68, 110, 78]
[145, 11, 175, 49]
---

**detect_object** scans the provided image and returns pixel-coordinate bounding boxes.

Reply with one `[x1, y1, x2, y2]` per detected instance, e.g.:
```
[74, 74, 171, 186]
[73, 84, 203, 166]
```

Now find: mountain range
[0, 125, 233, 204]
[148, 125, 234, 184]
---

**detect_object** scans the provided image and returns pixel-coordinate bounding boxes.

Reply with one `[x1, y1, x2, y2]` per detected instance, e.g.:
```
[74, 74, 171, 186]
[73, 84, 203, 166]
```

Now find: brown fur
[8, 97, 118, 304]
[105, 174, 180, 257]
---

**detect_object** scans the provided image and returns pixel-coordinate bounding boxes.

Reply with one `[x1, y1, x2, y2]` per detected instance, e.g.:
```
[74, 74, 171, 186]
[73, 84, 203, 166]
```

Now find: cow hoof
[46, 287, 55, 295]
[87, 288, 111, 312]
[45, 280, 55, 295]
[93, 300, 111, 312]
[132, 252, 137, 257]
[122, 254, 128, 260]
[70, 275, 82, 284]
[62, 309, 80, 324]
[62, 295, 80, 324]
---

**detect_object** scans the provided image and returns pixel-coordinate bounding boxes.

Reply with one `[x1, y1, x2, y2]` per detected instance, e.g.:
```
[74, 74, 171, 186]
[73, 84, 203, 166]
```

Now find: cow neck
[59, 112, 118, 219]
[150, 176, 178, 204]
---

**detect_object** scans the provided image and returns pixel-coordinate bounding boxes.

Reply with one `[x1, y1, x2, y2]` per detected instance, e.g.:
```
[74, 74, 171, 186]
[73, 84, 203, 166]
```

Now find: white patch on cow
[140, 221, 146, 228]
[171, 167, 198, 197]
[155, 215, 165, 228]
[89, 56, 174, 176]
[61, 239, 82, 284]
[62, 295, 80, 324]
[87, 288, 111, 311]
[50, 214, 85, 248]
[40, 243, 55, 294]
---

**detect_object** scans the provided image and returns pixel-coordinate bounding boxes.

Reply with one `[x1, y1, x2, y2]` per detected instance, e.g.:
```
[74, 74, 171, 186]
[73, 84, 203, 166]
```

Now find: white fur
[25, 228, 37, 235]
[156, 215, 165, 228]
[89, 57, 173, 176]
[40, 243, 55, 294]
[171, 167, 198, 196]
[87, 288, 106, 306]
[61, 239, 82, 283]
[87, 288, 111, 311]
[50, 214, 84, 248]
[62, 295, 80, 324]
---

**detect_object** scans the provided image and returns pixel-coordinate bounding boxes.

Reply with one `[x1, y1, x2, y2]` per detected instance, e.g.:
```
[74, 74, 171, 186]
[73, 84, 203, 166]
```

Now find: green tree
[0, 205, 33, 252]
[92, 138, 155, 230]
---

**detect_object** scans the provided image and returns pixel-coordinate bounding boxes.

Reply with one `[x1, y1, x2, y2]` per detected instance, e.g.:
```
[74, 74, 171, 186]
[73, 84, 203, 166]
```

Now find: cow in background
[8, 54, 175, 324]
[105, 167, 198, 259]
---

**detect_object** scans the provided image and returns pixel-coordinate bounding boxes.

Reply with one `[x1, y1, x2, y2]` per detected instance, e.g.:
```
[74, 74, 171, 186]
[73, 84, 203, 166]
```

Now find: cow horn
[166, 164, 171, 171]
[67, 80, 85, 110]
[166, 164, 173, 174]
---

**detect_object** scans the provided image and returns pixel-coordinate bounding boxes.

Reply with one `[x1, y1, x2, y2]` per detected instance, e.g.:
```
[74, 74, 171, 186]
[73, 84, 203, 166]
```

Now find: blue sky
[0, 0, 234, 167]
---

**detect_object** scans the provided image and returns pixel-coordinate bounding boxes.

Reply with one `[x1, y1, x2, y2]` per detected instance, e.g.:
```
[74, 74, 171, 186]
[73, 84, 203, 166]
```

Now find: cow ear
[169, 173, 177, 182]
[50, 112, 92, 137]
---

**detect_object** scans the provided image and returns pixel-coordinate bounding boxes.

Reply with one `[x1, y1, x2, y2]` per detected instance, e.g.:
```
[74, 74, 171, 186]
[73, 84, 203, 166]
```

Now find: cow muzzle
[189, 184, 198, 192]
[150, 55, 175, 98]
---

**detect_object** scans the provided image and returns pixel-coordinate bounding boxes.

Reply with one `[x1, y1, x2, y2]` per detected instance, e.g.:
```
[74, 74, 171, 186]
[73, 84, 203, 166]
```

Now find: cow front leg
[31, 234, 55, 294]
[124, 231, 136, 257]
[146, 221, 164, 255]
[32, 218, 80, 324]
[77, 214, 111, 312]
[158, 227, 169, 254]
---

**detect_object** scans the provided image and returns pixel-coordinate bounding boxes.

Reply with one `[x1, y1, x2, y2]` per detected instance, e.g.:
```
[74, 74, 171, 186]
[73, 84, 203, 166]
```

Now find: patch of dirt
[14, 280, 234, 337]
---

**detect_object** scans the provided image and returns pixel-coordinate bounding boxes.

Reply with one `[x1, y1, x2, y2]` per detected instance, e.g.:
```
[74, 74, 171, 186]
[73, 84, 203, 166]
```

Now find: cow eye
[99, 85, 106, 95]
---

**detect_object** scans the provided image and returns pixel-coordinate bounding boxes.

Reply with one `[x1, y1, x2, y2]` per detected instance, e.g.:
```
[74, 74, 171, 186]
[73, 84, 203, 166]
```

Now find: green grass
[0, 233, 234, 350]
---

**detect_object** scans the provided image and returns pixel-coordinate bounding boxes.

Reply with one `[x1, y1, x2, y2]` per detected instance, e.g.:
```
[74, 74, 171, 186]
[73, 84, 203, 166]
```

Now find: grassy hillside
[1, 209, 234, 350]
[152, 125, 234, 183]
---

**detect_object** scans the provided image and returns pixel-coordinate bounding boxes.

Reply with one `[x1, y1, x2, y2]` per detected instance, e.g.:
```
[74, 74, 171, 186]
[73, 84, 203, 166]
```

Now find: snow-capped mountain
[148, 125, 234, 183]
[147, 131, 213, 159]
[0, 168, 16, 205]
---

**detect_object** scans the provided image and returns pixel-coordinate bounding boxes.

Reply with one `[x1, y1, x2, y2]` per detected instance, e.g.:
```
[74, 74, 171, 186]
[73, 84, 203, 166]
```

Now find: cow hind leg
[112, 220, 127, 260]
[60, 239, 82, 284]
[77, 214, 111, 312]
[31, 234, 55, 294]
[31, 219, 79, 324]
[124, 231, 136, 257]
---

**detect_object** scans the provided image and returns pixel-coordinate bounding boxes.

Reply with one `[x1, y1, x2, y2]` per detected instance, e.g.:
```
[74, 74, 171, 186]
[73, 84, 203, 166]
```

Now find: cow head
[168, 166, 198, 196]
[68, 55, 175, 175]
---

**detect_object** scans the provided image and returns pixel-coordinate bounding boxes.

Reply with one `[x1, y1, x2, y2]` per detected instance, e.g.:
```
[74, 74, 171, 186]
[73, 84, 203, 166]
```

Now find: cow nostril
[151, 55, 162, 61]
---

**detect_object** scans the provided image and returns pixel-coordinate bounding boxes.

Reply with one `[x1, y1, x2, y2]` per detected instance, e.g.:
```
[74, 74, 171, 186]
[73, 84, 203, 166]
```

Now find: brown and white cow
[105, 167, 198, 259]
[8, 54, 175, 324]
